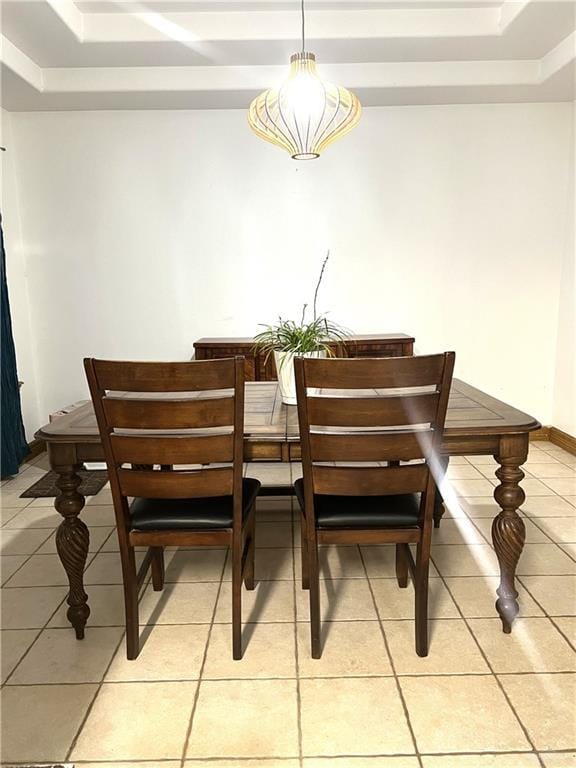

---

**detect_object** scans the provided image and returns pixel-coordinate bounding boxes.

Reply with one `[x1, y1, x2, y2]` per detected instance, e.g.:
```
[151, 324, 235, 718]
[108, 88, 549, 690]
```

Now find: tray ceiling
[1, 0, 574, 110]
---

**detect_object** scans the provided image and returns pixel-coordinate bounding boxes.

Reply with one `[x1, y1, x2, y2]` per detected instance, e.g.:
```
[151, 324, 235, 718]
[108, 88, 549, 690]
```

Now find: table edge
[35, 378, 541, 444]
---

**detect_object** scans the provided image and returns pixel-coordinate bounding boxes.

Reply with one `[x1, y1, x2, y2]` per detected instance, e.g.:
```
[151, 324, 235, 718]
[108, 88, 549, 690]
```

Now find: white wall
[552, 99, 576, 437]
[0, 109, 42, 441]
[7, 102, 574, 433]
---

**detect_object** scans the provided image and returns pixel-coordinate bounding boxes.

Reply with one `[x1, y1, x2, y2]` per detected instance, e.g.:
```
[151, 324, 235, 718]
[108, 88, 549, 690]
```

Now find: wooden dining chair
[294, 353, 455, 658]
[84, 356, 260, 660]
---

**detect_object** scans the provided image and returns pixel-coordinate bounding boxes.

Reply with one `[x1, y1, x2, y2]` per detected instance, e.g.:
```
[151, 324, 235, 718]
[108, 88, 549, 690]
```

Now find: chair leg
[433, 457, 449, 528]
[151, 546, 165, 591]
[414, 544, 430, 657]
[301, 513, 310, 590]
[395, 544, 409, 588]
[308, 535, 321, 658]
[121, 547, 140, 660]
[244, 512, 256, 591]
[232, 542, 243, 660]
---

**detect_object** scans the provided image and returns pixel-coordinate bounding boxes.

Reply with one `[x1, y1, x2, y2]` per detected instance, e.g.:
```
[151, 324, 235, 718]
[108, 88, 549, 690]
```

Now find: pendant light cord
[301, 0, 305, 53]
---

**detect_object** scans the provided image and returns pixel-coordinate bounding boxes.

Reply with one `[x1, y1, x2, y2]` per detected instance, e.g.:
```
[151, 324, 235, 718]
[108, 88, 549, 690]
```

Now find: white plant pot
[274, 350, 326, 406]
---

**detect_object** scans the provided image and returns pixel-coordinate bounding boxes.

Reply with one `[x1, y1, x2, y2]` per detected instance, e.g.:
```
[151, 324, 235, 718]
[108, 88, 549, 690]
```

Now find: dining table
[36, 378, 540, 641]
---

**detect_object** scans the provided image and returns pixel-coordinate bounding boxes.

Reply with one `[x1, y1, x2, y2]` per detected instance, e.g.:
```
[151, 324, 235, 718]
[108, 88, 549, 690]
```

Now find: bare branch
[313, 250, 330, 322]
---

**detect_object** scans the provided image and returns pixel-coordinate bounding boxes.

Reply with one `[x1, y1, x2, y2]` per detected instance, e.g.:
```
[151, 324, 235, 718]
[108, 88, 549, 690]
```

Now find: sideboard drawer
[345, 342, 407, 358]
[194, 334, 415, 381]
[195, 343, 257, 380]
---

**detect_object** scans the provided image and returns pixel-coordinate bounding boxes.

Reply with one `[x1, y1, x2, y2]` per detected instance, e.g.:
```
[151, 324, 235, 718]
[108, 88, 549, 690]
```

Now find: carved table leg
[433, 456, 450, 528]
[54, 464, 90, 639]
[492, 435, 528, 633]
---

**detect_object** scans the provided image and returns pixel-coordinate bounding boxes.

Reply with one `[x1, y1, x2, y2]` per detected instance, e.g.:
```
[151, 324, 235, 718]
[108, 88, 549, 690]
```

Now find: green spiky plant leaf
[253, 252, 350, 367]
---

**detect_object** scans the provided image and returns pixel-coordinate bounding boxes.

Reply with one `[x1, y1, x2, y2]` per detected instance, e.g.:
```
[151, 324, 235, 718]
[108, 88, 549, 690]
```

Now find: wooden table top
[37, 379, 540, 448]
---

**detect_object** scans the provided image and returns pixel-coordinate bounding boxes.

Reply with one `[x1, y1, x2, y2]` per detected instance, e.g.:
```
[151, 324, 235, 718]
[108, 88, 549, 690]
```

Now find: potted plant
[254, 253, 349, 404]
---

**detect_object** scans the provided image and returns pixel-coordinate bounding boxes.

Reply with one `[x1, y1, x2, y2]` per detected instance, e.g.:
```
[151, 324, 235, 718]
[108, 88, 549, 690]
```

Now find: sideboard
[193, 333, 415, 381]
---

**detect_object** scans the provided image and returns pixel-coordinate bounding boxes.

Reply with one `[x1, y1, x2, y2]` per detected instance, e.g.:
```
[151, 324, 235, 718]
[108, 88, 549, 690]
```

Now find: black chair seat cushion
[294, 478, 420, 528]
[130, 477, 261, 531]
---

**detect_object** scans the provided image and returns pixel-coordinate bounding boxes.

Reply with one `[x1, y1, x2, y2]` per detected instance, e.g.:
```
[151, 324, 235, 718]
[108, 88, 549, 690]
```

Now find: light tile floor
[1, 443, 576, 766]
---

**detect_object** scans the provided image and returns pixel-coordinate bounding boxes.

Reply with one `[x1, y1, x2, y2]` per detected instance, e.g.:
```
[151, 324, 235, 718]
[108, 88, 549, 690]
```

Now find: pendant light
[247, 0, 362, 160]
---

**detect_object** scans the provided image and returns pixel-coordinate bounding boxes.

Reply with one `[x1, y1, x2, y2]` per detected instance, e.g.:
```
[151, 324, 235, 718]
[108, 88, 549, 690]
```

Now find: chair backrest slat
[312, 464, 428, 496]
[110, 433, 234, 465]
[117, 467, 233, 499]
[295, 353, 455, 501]
[93, 358, 235, 392]
[302, 355, 446, 389]
[308, 431, 432, 462]
[308, 392, 439, 428]
[85, 357, 244, 519]
[102, 396, 234, 430]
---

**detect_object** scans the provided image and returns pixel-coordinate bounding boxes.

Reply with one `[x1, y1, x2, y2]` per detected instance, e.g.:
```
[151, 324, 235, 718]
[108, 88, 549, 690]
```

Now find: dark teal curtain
[1, 213, 28, 477]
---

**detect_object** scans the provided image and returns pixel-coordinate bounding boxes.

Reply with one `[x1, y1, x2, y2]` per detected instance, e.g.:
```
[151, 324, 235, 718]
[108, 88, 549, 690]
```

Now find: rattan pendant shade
[248, 53, 361, 160]
[248, 0, 362, 164]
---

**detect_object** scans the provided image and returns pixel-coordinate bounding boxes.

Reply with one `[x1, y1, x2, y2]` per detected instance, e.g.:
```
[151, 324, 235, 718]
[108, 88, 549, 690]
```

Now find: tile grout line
[1, 525, 60, 585]
[541, 447, 576, 470]
[6, 568, 576, 591]
[463, 499, 576, 567]
[4, 512, 151, 752]
[288, 488, 304, 768]
[64, 565, 157, 761]
[3, 457, 574, 762]
[538, 475, 576, 496]
[451, 468, 576, 623]
[0, 500, 34, 525]
[3, 547, 101, 589]
[1, 491, 120, 583]
[358, 545, 424, 768]
[179, 546, 229, 767]
[429, 476, 576, 570]
[516, 574, 576, 654]
[284, 472, 303, 765]
[429, 549, 547, 767]
[523, 515, 576, 565]
[1, 498, 124, 683]
[64, 630, 128, 761]
[4, 749, 576, 766]
[2, 587, 77, 688]
[1, 524, 107, 685]
[5, 613, 575, 632]
[5, 667, 576, 688]
[5, 608, 574, 638]
[547, 616, 576, 654]
[5, 490, 574, 579]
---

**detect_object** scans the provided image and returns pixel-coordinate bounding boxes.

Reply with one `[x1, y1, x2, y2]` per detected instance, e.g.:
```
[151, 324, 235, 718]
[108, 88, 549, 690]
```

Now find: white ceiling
[1, 0, 575, 110]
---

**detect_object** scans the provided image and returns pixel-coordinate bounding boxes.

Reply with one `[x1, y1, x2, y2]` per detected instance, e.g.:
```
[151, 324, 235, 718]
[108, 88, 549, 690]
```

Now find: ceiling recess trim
[1, 0, 574, 110]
